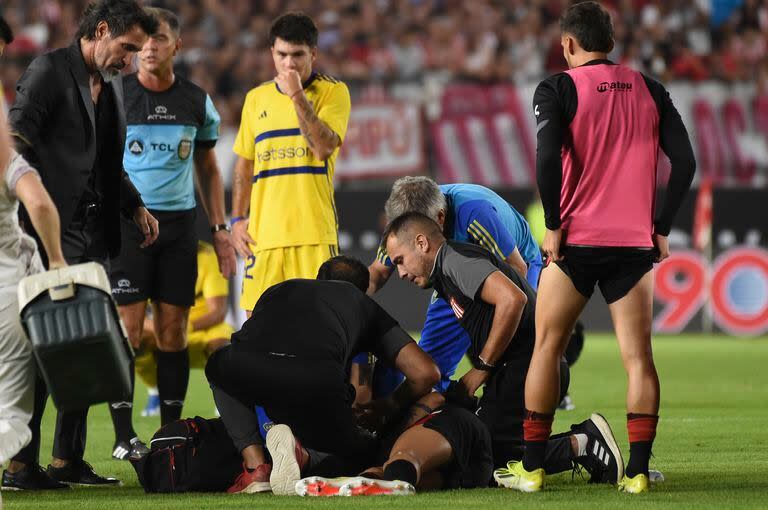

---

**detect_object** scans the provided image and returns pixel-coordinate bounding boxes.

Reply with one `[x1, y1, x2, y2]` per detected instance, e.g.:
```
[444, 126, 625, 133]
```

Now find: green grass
[3, 334, 768, 509]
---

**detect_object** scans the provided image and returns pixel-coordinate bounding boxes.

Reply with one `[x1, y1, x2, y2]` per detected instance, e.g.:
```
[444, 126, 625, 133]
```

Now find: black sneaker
[571, 412, 624, 484]
[112, 438, 150, 461]
[46, 460, 121, 487]
[1, 464, 70, 490]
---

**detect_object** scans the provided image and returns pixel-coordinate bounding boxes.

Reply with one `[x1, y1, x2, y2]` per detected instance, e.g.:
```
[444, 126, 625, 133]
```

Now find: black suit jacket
[9, 41, 143, 258]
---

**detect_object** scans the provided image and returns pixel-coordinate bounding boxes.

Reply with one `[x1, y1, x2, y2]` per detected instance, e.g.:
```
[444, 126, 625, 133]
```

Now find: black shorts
[421, 405, 493, 489]
[553, 246, 655, 304]
[476, 356, 569, 468]
[110, 209, 197, 306]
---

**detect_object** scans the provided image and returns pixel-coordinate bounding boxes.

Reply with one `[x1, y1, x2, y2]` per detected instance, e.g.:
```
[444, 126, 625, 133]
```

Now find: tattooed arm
[275, 70, 342, 161]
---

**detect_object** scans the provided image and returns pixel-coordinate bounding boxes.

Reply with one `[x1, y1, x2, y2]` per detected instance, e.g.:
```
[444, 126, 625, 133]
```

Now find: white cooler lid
[17, 262, 111, 310]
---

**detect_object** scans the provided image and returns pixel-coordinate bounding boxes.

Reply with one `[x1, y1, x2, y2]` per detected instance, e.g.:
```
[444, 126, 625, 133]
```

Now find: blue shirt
[378, 183, 541, 269]
[122, 74, 220, 211]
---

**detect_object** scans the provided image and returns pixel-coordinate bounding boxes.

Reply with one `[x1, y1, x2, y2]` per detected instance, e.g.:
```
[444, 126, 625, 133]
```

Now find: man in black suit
[1, 0, 159, 490]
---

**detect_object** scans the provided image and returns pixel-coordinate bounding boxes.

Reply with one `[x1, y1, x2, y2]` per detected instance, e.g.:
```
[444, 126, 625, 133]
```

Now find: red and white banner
[336, 101, 425, 180]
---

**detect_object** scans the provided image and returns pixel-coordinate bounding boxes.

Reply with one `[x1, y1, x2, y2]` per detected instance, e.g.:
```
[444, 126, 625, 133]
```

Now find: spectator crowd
[1, 0, 766, 129]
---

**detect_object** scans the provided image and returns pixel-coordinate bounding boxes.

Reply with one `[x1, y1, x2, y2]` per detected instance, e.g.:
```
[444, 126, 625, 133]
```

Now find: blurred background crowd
[0, 0, 765, 129]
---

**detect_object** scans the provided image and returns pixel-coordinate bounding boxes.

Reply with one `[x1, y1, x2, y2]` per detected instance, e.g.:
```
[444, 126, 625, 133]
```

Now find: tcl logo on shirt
[449, 297, 465, 319]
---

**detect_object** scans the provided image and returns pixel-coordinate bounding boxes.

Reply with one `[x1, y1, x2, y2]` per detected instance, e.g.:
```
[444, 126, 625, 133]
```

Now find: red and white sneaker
[295, 476, 363, 496]
[226, 463, 272, 494]
[266, 424, 309, 496]
[339, 477, 415, 496]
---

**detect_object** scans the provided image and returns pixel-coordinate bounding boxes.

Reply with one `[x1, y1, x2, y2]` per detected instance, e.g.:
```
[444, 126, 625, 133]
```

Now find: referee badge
[178, 139, 192, 160]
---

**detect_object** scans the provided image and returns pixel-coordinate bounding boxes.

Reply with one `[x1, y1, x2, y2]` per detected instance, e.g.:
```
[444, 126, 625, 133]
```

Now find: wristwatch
[475, 356, 497, 372]
[210, 224, 231, 233]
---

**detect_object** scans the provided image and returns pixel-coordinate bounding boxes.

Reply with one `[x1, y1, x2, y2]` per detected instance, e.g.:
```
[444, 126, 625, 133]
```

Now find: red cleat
[226, 463, 272, 494]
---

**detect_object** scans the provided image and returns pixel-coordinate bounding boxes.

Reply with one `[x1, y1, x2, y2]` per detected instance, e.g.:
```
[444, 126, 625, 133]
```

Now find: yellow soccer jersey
[233, 73, 351, 250]
[190, 241, 229, 324]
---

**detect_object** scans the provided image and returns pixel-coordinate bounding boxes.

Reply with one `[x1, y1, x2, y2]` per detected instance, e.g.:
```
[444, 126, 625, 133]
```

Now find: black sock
[109, 358, 136, 443]
[383, 459, 418, 486]
[156, 348, 189, 425]
[625, 441, 653, 478]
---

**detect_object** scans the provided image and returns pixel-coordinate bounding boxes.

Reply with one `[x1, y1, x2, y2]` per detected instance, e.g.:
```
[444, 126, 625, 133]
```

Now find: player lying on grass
[205, 256, 440, 495]
[383, 212, 624, 486]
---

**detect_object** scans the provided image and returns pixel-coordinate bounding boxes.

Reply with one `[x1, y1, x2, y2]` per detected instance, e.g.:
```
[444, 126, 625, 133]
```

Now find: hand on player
[212, 230, 237, 278]
[653, 233, 669, 262]
[134, 206, 159, 248]
[459, 368, 490, 398]
[231, 218, 255, 258]
[542, 227, 564, 262]
[275, 70, 303, 99]
[355, 397, 397, 434]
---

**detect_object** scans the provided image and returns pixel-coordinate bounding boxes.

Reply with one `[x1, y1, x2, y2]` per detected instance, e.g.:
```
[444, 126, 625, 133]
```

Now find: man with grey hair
[362, 177, 542, 397]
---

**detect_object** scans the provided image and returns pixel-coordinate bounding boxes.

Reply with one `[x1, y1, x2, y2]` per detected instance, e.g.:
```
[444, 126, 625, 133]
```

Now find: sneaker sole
[295, 476, 363, 496]
[590, 412, 624, 484]
[267, 424, 301, 496]
[339, 477, 415, 496]
[493, 472, 541, 493]
[229, 480, 271, 494]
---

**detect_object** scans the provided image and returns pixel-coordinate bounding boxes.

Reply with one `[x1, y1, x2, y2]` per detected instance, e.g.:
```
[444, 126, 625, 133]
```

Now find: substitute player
[230, 12, 351, 314]
[134, 240, 233, 419]
[109, 7, 235, 457]
[512, 2, 695, 494]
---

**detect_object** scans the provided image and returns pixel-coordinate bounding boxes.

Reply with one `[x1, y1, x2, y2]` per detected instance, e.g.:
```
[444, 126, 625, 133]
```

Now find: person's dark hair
[559, 1, 614, 53]
[145, 7, 180, 36]
[0, 15, 13, 44]
[382, 212, 443, 245]
[269, 12, 318, 47]
[317, 255, 369, 293]
[76, 0, 158, 41]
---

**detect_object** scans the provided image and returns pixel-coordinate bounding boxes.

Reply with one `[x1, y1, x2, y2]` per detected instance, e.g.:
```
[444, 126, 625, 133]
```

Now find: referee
[109, 7, 235, 458]
[513, 2, 695, 493]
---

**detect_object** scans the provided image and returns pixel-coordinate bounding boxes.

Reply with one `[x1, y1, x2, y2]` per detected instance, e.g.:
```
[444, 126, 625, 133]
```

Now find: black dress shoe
[46, 460, 121, 487]
[2, 464, 70, 490]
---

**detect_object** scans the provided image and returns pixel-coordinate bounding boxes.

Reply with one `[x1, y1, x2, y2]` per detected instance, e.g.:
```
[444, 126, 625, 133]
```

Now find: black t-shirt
[430, 241, 536, 363]
[232, 279, 413, 368]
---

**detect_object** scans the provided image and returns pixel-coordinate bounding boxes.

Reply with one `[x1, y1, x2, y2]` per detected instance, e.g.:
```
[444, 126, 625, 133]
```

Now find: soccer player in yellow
[135, 241, 234, 417]
[230, 12, 351, 314]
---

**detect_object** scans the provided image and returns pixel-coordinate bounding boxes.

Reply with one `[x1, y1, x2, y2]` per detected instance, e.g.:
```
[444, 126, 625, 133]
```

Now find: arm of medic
[355, 336, 440, 434]
[457, 270, 528, 397]
[1, 108, 66, 270]
[463, 203, 528, 278]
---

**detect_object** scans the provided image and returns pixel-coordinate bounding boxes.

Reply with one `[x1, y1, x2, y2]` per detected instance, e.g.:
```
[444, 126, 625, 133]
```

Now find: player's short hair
[317, 255, 369, 293]
[0, 15, 14, 44]
[145, 7, 180, 37]
[269, 12, 318, 48]
[559, 1, 614, 53]
[383, 212, 444, 245]
[76, 0, 158, 41]
[384, 176, 447, 222]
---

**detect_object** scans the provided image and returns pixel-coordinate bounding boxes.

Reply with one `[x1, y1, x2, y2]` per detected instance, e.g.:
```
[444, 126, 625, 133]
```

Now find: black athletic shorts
[110, 208, 197, 306]
[476, 355, 569, 468]
[421, 405, 493, 489]
[553, 246, 655, 304]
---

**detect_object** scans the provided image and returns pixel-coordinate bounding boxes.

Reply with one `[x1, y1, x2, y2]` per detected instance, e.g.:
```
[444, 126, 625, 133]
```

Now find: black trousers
[476, 355, 573, 474]
[14, 216, 109, 464]
[206, 345, 377, 463]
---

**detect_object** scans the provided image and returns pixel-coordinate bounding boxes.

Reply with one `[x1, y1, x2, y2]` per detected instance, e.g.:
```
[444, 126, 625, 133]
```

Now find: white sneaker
[266, 424, 306, 496]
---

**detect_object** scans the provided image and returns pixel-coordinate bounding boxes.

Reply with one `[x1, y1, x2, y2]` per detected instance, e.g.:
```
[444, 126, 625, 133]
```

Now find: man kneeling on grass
[205, 255, 439, 495]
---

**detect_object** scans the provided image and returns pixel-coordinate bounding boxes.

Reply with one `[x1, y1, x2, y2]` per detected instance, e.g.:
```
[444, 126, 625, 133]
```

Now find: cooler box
[18, 262, 134, 412]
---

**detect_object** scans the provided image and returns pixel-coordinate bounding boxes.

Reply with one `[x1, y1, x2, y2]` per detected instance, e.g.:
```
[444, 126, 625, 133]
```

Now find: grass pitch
[3, 334, 767, 509]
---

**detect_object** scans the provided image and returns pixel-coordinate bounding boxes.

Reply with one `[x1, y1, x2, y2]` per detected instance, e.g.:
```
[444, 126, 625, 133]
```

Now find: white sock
[147, 387, 159, 396]
[574, 433, 588, 457]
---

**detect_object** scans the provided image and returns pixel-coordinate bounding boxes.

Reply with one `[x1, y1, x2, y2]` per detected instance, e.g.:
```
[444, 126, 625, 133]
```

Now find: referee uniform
[233, 73, 350, 312]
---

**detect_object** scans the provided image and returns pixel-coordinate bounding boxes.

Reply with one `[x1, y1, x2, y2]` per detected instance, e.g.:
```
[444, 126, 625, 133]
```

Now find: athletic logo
[155, 105, 167, 114]
[117, 279, 130, 288]
[534, 104, 540, 117]
[597, 81, 633, 93]
[259, 110, 267, 119]
[147, 104, 177, 121]
[178, 139, 192, 160]
[113, 279, 139, 295]
[449, 297, 464, 319]
[128, 140, 144, 155]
